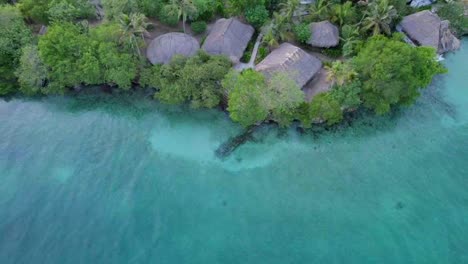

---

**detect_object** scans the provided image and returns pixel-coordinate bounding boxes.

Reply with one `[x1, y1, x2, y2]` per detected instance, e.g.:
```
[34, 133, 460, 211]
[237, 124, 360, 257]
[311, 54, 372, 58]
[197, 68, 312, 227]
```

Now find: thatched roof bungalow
[202, 18, 254, 63]
[146, 33, 200, 65]
[307, 21, 339, 48]
[400, 10, 460, 53]
[255, 43, 322, 88]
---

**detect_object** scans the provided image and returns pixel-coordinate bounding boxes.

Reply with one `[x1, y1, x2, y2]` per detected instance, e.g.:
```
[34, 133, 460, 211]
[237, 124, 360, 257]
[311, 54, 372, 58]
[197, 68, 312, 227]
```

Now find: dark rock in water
[439, 20, 461, 53]
[101, 85, 113, 94]
[215, 125, 259, 158]
[395, 201, 405, 210]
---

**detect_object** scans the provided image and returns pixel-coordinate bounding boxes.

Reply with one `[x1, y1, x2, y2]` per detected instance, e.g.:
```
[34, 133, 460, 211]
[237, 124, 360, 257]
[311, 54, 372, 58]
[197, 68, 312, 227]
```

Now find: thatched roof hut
[307, 21, 339, 48]
[146, 33, 200, 65]
[202, 18, 254, 63]
[400, 10, 460, 53]
[255, 43, 322, 88]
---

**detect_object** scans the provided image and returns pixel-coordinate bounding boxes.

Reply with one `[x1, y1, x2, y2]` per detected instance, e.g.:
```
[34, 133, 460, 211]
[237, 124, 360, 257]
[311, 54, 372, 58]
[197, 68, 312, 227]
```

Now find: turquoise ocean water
[0, 39, 467, 263]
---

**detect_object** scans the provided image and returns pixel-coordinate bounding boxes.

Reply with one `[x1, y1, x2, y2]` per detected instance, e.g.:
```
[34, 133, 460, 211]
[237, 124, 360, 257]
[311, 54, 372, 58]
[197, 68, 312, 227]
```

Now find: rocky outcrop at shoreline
[400, 10, 461, 54]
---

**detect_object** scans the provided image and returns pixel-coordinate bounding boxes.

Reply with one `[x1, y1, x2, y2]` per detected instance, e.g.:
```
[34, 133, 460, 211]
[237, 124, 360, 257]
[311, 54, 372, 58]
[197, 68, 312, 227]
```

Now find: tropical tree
[325, 61, 357, 86]
[0, 5, 33, 95]
[309, 92, 343, 125]
[118, 12, 150, 56]
[102, 0, 138, 20]
[15, 45, 48, 95]
[223, 69, 269, 127]
[278, 0, 299, 20]
[262, 12, 294, 48]
[147, 51, 232, 108]
[266, 72, 305, 127]
[169, 0, 198, 33]
[330, 1, 358, 26]
[361, 0, 398, 36]
[353, 35, 446, 114]
[340, 24, 362, 57]
[308, 0, 332, 21]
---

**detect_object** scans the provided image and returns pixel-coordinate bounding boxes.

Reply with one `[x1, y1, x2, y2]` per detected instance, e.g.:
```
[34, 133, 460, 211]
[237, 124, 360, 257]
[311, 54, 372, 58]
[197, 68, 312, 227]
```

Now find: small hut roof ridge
[146, 32, 200, 65]
[202, 18, 254, 63]
[255, 43, 322, 88]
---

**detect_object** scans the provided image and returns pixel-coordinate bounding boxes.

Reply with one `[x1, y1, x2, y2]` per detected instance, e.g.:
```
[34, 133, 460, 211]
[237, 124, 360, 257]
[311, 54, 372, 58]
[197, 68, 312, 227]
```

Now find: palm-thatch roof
[146, 33, 200, 65]
[202, 18, 254, 63]
[255, 43, 322, 88]
[400, 10, 460, 53]
[307, 21, 339, 48]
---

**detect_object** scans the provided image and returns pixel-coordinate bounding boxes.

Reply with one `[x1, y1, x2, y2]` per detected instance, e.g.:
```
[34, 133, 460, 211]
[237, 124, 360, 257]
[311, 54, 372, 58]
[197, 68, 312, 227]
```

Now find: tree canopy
[0, 5, 32, 95]
[141, 51, 232, 108]
[353, 35, 446, 114]
[38, 22, 138, 94]
[223, 69, 304, 127]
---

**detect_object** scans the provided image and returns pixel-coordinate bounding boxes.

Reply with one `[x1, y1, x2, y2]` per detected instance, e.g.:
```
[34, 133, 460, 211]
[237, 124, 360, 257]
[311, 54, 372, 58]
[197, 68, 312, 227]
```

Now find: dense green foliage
[0, 5, 32, 95]
[223, 70, 304, 127]
[190, 21, 207, 34]
[296, 92, 343, 127]
[293, 23, 310, 44]
[15, 45, 48, 95]
[19, 0, 95, 24]
[138, 0, 164, 17]
[353, 35, 446, 114]
[309, 92, 343, 125]
[329, 81, 362, 111]
[225, 0, 265, 15]
[223, 70, 269, 127]
[102, 0, 138, 20]
[245, 4, 269, 29]
[141, 51, 231, 108]
[0, 0, 455, 129]
[38, 22, 138, 94]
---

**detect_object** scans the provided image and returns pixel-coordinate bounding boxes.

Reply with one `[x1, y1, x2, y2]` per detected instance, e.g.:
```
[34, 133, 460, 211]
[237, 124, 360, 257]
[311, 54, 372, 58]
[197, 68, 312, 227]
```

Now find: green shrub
[138, 0, 164, 17]
[0, 5, 33, 95]
[152, 51, 232, 108]
[255, 46, 268, 64]
[322, 47, 342, 58]
[329, 81, 362, 111]
[309, 92, 343, 125]
[294, 23, 311, 44]
[159, 4, 179, 26]
[353, 35, 446, 114]
[102, 0, 138, 20]
[19, 0, 95, 24]
[16, 45, 48, 96]
[245, 4, 269, 28]
[191, 21, 207, 34]
[47, 0, 96, 22]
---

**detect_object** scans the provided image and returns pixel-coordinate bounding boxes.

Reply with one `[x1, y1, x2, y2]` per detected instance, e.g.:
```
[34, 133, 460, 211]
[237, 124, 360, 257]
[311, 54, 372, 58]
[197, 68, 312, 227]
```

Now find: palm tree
[119, 12, 150, 56]
[170, 0, 198, 33]
[279, 0, 300, 21]
[325, 61, 357, 86]
[262, 12, 294, 49]
[361, 0, 397, 36]
[331, 1, 355, 26]
[309, 0, 332, 21]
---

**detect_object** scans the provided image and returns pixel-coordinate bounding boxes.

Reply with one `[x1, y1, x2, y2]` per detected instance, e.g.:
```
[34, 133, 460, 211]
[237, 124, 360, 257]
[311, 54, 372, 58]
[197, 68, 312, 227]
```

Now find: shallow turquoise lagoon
[0, 39, 467, 263]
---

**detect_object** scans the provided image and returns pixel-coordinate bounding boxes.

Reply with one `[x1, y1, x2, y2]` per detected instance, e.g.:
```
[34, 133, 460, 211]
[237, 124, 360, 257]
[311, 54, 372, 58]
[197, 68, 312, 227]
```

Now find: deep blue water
[0, 39, 467, 263]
